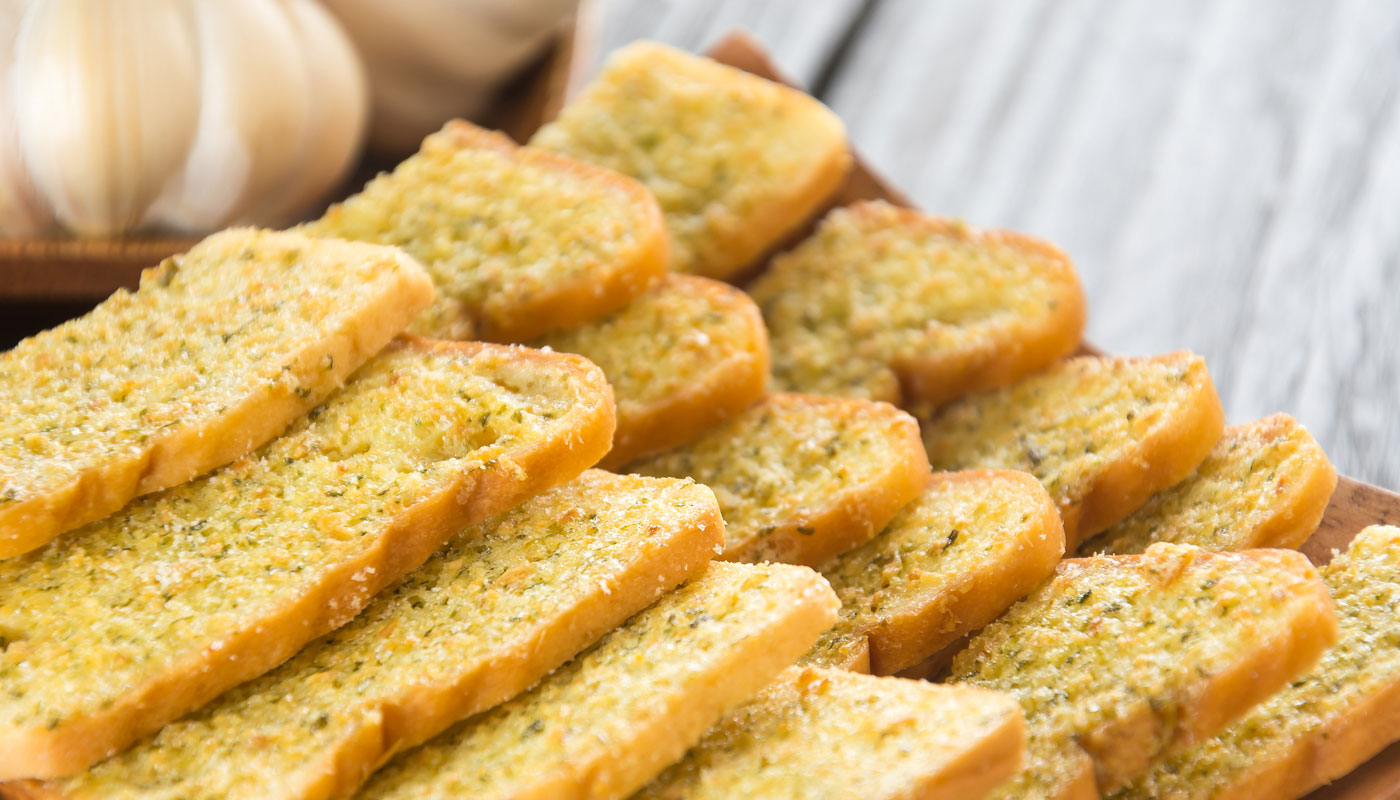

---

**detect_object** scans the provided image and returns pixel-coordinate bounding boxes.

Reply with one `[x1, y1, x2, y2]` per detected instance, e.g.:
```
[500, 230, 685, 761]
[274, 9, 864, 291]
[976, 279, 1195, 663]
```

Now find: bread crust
[0, 231, 435, 559]
[1066, 353, 1225, 549]
[0, 339, 615, 780]
[860, 470, 1065, 675]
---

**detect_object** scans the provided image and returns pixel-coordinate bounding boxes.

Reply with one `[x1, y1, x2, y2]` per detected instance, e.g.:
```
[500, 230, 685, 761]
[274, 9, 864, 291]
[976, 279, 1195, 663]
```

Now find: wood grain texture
[598, 0, 1399, 490]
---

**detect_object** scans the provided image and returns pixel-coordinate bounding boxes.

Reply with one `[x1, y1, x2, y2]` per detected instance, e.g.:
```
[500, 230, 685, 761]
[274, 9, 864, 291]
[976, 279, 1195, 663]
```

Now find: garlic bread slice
[810, 469, 1064, 676]
[535, 274, 769, 468]
[0, 339, 613, 779]
[626, 393, 928, 566]
[1081, 413, 1337, 555]
[1116, 525, 1400, 800]
[7, 472, 719, 800]
[308, 119, 667, 342]
[638, 667, 1025, 800]
[532, 41, 850, 280]
[0, 228, 433, 559]
[920, 352, 1225, 550]
[752, 201, 1085, 406]
[358, 562, 839, 800]
[952, 543, 1340, 798]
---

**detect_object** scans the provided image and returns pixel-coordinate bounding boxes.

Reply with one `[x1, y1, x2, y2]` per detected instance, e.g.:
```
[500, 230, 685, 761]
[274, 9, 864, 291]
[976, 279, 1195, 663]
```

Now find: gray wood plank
[823, 0, 1400, 489]
[584, 0, 866, 87]
[593, 0, 1400, 489]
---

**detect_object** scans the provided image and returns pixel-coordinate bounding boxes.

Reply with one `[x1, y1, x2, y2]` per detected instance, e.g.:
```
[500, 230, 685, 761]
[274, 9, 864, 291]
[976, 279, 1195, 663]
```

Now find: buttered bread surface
[17, 472, 720, 800]
[0, 340, 614, 780]
[0, 228, 433, 559]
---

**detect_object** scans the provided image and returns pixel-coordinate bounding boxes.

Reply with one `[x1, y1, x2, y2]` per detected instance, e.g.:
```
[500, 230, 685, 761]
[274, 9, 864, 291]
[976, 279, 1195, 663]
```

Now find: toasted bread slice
[812, 470, 1064, 676]
[7, 471, 720, 800]
[358, 562, 839, 800]
[0, 228, 433, 560]
[531, 41, 851, 280]
[1115, 525, 1400, 800]
[799, 631, 872, 673]
[0, 339, 614, 780]
[751, 201, 1086, 406]
[625, 393, 928, 566]
[307, 120, 667, 342]
[951, 543, 1340, 798]
[535, 274, 770, 468]
[637, 666, 1025, 800]
[920, 352, 1225, 550]
[1080, 414, 1337, 556]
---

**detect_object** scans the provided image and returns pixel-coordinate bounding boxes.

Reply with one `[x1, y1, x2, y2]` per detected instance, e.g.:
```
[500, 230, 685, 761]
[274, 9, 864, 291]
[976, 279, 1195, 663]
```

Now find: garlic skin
[1, 0, 368, 237]
[0, 0, 50, 235]
[326, 0, 578, 155]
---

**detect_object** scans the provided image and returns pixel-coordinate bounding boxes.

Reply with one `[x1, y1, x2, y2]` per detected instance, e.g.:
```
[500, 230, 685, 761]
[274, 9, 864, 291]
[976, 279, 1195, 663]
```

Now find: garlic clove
[0, 0, 53, 236]
[325, 0, 576, 154]
[147, 0, 310, 232]
[13, 0, 199, 236]
[239, 0, 367, 226]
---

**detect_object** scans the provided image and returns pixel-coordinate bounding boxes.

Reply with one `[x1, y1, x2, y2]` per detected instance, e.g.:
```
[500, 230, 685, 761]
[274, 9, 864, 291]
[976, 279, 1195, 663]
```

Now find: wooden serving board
[703, 29, 1400, 800]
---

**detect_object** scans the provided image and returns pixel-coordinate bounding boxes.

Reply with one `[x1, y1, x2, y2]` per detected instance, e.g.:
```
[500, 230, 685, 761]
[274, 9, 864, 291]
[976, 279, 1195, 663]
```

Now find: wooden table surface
[590, 0, 1400, 492]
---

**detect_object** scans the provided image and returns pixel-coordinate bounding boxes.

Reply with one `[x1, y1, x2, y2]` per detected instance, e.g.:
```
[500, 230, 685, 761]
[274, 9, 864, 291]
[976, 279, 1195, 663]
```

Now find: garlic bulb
[0, 0, 368, 237]
[325, 0, 578, 154]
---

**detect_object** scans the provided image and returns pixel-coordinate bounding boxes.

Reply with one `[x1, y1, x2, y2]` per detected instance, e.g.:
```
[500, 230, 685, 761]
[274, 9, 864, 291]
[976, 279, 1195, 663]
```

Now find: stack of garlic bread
[5, 34, 1392, 800]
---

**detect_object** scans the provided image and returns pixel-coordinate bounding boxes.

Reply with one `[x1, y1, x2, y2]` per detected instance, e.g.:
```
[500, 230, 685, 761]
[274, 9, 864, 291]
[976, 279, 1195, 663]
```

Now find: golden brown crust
[799, 631, 872, 674]
[910, 707, 1027, 800]
[1068, 355, 1225, 549]
[312, 120, 668, 344]
[0, 339, 615, 780]
[1081, 414, 1339, 556]
[0, 231, 434, 560]
[861, 470, 1064, 675]
[537, 275, 771, 470]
